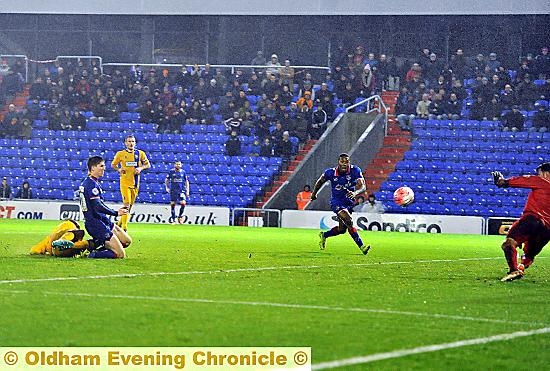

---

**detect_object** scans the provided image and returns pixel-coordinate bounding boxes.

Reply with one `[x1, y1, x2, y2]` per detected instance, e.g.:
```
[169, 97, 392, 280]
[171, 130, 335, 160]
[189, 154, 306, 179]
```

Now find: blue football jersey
[323, 165, 363, 203]
[166, 169, 188, 194]
[79, 176, 110, 224]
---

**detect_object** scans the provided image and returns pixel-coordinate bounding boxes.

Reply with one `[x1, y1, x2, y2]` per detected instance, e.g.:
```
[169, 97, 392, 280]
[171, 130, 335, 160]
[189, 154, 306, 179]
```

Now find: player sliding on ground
[492, 162, 550, 282]
[29, 219, 92, 257]
[310, 153, 370, 255]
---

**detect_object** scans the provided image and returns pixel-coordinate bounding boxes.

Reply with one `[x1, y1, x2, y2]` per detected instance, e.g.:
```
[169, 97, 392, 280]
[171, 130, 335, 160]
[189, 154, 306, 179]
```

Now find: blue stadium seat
[119, 112, 132, 122]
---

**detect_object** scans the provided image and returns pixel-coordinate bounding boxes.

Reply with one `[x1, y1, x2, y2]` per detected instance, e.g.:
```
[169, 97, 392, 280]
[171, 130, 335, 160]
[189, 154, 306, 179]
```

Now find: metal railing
[1, 55, 104, 83]
[102, 63, 329, 76]
[346, 94, 388, 135]
[56, 56, 103, 74]
[2, 54, 329, 84]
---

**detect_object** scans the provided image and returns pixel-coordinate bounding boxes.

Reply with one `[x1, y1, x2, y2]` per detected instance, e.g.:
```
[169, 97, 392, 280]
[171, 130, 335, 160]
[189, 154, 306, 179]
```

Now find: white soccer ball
[394, 186, 415, 207]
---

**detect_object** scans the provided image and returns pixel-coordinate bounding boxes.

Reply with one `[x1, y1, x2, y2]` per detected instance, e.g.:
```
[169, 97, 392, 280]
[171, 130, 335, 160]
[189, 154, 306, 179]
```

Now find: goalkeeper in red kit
[492, 162, 550, 282]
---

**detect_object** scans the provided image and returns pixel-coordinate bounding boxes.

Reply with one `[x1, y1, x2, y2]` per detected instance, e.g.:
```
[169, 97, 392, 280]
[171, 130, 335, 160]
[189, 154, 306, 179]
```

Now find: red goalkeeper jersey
[508, 175, 550, 227]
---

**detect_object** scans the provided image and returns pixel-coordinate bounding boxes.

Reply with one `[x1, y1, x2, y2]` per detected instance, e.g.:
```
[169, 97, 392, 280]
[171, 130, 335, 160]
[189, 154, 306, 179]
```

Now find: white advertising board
[282, 210, 485, 235]
[0, 200, 230, 226]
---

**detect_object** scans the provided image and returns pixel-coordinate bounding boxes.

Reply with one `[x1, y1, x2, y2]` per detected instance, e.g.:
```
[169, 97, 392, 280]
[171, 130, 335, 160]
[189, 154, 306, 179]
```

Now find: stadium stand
[0, 47, 548, 215]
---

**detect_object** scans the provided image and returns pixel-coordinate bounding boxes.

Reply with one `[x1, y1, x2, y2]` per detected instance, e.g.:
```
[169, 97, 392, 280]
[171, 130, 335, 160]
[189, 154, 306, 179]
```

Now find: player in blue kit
[165, 160, 190, 224]
[79, 155, 132, 258]
[310, 153, 370, 255]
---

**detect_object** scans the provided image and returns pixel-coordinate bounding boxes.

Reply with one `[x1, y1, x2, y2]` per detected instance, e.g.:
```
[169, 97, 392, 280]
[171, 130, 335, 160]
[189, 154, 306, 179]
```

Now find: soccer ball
[394, 186, 415, 207]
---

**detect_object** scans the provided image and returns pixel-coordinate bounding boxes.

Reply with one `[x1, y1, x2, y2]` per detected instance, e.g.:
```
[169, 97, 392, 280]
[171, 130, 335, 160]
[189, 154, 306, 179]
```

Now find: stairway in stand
[363, 91, 411, 194]
[254, 138, 318, 208]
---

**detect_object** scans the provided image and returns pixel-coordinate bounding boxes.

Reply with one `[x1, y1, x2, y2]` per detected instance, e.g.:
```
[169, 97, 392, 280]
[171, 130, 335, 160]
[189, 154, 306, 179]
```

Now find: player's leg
[519, 222, 550, 271]
[113, 224, 132, 248]
[339, 209, 370, 255]
[87, 221, 121, 259]
[104, 234, 126, 258]
[117, 185, 131, 229]
[178, 195, 187, 224]
[169, 200, 177, 224]
[500, 216, 533, 281]
[519, 242, 533, 272]
[122, 188, 138, 230]
[319, 207, 347, 250]
[502, 215, 540, 272]
[501, 237, 520, 273]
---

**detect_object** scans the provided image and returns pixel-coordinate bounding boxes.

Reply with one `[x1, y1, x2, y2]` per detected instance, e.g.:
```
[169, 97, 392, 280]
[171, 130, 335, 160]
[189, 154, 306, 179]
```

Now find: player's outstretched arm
[310, 174, 326, 201]
[352, 178, 366, 198]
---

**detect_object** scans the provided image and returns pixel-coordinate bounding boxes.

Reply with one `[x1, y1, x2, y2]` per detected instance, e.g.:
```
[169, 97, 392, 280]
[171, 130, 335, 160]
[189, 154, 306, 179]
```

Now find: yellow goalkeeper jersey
[112, 149, 150, 188]
[29, 219, 83, 255]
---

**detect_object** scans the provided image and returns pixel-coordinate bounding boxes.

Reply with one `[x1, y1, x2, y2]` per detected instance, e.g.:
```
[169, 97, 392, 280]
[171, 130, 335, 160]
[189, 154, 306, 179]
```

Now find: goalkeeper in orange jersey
[29, 219, 93, 257]
[111, 134, 150, 231]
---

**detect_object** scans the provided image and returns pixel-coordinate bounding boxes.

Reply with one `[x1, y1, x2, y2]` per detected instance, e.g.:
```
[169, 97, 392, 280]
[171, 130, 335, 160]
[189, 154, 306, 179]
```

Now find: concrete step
[383, 136, 411, 147]
[290, 160, 300, 168]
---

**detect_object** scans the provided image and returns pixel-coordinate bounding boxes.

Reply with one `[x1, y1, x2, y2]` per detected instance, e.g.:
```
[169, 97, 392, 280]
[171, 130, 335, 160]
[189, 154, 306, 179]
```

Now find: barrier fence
[1, 54, 330, 85]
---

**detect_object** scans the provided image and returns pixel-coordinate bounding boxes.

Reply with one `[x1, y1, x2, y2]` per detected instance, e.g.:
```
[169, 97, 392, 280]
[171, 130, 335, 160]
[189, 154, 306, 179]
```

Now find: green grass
[1, 219, 549, 370]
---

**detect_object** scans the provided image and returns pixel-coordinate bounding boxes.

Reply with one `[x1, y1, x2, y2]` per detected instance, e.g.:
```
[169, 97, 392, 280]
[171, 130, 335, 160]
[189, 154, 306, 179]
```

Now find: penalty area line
[0, 257, 505, 285]
[312, 327, 550, 370]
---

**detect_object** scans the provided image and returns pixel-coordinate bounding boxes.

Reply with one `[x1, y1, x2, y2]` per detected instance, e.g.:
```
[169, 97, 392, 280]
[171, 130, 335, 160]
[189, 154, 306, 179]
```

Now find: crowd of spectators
[1, 45, 549, 146]
[395, 47, 550, 133]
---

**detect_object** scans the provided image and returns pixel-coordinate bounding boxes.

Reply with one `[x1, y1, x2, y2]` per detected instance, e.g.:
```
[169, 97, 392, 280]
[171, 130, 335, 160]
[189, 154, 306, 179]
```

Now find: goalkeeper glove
[491, 171, 509, 188]
[491, 171, 503, 184]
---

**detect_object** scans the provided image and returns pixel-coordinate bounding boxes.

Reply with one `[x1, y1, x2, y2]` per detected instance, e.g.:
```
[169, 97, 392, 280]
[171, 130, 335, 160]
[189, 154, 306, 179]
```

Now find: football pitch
[1, 219, 549, 370]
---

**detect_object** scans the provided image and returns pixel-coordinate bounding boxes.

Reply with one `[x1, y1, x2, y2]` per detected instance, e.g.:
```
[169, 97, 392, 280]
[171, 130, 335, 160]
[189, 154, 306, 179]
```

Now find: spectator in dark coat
[15, 180, 33, 199]
[259, 137, 273, 157]
[225, 130, 241, 156]
[1, 177, 11, 199]
[501, 106, 525, 132]
[444, 93, 462, 120]
[531, 105, 550, 132]
[499, 84, 518, 110]
[71, 111, 87, 131]
[274, 131, 293, 164]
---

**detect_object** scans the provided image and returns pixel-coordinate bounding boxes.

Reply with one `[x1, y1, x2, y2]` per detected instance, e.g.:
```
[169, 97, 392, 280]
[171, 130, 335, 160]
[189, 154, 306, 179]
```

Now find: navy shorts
[330, 198, 354, 215]
[170, 192, 187, 204]
[85, 220, 114, 247]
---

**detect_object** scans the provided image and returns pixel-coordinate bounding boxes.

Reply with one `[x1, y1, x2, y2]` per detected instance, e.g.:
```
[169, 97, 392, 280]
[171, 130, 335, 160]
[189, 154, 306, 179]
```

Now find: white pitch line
[0, 257, 504, 285]
[1, 289, 546, 327]
[312, 327, 550, 370]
